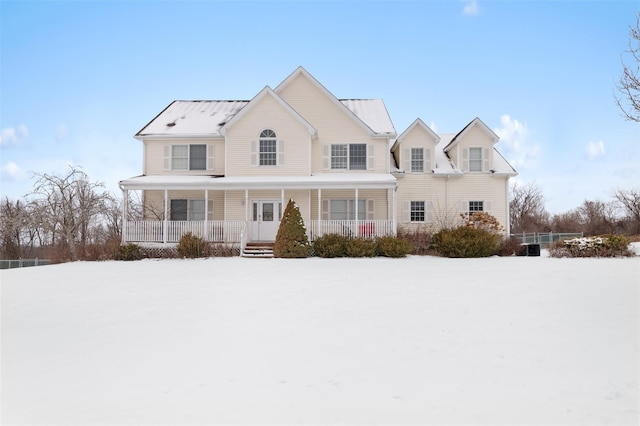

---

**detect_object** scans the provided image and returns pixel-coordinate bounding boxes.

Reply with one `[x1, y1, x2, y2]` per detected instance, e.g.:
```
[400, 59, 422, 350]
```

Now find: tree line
[509, 182, 640, 236]
[0, 166, 140, 262]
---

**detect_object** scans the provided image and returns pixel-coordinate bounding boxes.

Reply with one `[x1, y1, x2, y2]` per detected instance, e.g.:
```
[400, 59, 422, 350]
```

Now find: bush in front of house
[114, 243, 145, 261]
[376, 235, 413, 258]
[397, 228, 435, 255]
[177, 232, 211, 258]
[312, 233, 348, 257]
[432, 226, 501, 258]
[273, 199, 312, 258]
[496, 236, 526, 256]
[345, 237, 377, 258]
[550, 234, 633, 258]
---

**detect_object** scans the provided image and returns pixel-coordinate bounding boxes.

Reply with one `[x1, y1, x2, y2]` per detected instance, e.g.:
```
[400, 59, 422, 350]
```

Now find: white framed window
[411, 148, 424, 172]
[251, 130, 283, 166]
[468, 200, 484, 218]
[165, 144, 214, 171]
[325, 143, 374, 170]
[403, 200, 434, 223]
[322, 199, 374, 220]
[469, 147, 482, 172]
[259, 129, 277, 166]
[410, 201, 425, 222]
[170, 199, 205, 221]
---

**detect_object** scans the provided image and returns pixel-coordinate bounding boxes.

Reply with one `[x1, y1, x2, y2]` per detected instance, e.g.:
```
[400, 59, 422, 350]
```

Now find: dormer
[443, 117, 498, 173]
[391, 118, 440, 174]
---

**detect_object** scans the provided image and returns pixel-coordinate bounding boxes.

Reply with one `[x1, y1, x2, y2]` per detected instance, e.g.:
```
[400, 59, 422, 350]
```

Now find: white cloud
[493, 114, 540, 169]
[585, 140, 605, 160]
[0, 125, 28, 147]
[1, 162, 28, 181]
[56, 123, 69, 142]
[462, 0, 479, 15]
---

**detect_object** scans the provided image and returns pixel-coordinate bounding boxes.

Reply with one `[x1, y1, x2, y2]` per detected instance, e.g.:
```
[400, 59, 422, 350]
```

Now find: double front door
[250, 200, 281, 241]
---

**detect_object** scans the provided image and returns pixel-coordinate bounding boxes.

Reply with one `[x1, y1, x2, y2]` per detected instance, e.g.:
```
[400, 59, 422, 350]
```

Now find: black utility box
[518, 243, 541, 256]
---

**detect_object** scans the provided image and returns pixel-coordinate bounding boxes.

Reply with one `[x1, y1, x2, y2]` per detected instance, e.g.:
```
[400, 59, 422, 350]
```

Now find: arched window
[259, 129, 277, 166]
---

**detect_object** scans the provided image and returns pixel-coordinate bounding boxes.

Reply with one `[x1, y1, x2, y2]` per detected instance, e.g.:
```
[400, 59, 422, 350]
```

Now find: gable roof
[443, 117, 499, 152]
[391, 118, 440, 151]
[275, 66, 396, 138]
[135, 100, 248, 139]
[219, 86, 317, 138]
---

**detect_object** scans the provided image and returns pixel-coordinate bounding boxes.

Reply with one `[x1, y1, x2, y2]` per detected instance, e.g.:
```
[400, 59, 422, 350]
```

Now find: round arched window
[259, 129, 277, 165]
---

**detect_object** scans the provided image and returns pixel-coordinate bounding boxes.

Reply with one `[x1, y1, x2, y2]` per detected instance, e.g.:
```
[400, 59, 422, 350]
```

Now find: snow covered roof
[135, 100, 248, 138]
[340, 99, 396, 135]
[119, 173, 397, 190]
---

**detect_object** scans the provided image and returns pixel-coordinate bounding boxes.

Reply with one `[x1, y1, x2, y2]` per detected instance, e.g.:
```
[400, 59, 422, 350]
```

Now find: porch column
[163, 189, 168, 244]
[244, 190, 249, 222]
[204, 190, 209, 241]
[392, 186, 397, 235]
[355, 187, 359, 237]
[121, 188, 128, 244]
[281, 189, 285, 219]
[317, 189, 322, 237]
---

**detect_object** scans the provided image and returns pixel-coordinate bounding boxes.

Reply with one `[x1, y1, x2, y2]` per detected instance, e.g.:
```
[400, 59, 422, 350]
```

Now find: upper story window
[468, 147, 483, 172]
[259, 129, 277, 166]
[411, 148, 424, 173]
[171, 144, 207, 171]
[330, 143, 367, 170]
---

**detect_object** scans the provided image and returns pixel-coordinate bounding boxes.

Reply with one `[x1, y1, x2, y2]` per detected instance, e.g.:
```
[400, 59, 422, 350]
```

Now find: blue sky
[1, 0, 638, 214]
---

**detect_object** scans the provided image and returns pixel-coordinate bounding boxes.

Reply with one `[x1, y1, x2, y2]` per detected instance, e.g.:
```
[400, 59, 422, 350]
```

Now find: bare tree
[30, 166, 111, 261]
[509, 182, 549, 233]
[577, 199, 619, 236]
[0, 197, 38, 259]
[613, 187, 640, 234]
[616, 13, 640, 122]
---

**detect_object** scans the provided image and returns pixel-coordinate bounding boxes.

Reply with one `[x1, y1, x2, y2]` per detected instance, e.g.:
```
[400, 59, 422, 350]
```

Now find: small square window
[410, 201, 425, 222]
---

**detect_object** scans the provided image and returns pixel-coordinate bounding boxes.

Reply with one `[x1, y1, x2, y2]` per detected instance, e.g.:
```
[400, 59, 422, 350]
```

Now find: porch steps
[243, 242, 274, 258]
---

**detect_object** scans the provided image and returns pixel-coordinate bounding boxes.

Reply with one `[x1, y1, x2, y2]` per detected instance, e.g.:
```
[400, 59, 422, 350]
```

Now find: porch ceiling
[119, 174, 397, 191]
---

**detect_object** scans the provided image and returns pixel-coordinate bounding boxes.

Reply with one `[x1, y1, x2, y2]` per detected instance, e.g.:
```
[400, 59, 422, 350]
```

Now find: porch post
[355, 187, 359, 237]
[317, 188, 322, 237]
[163, 189, 168, 244]
[204, 190, 209, 241]
[244, 190, 249, 222]
[121, 188, 128, 244]
[392, 186, 398, 235]
[281, 189, 285, 219]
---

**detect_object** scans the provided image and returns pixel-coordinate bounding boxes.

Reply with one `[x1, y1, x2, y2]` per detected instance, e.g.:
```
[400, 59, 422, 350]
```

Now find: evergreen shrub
[376, 236, 413, 258]
[273, 199, 312, 258]
[177, 232, 211, 258]
[312, 233, 348, 258]
[114, 243, 144, 261]
[345, 237, 377, 257]
[432, 226, 501, 258]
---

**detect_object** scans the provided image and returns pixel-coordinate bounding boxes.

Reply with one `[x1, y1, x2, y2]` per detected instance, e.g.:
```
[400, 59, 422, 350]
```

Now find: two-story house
[119, 67, 516, 253]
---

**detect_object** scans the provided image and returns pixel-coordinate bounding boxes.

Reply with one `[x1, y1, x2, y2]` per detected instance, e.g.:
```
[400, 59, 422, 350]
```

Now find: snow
[2, 255, 638, 425]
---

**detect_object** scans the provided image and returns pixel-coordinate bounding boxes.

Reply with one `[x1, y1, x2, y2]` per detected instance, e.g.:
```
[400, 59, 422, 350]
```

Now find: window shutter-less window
[164, 145, 171, 171]
[462, 148, 469, 171]
[404, 149, 411, 172]
[207, 145, 215, 170]
[403, 201, 411, 223]
[367, 144, 374, 170]
[483, 147, 491, 172]
[250, 140, 257, 166]
[277, 140, 284, 166]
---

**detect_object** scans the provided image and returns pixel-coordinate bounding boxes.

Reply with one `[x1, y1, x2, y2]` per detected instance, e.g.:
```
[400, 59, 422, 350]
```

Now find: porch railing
[308, 220, 394, 241]
[125, 220, 246, 244]
[125, 219, 395, 245]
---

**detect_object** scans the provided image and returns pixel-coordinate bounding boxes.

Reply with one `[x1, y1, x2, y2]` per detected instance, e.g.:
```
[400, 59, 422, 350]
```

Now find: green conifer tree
[273, 199, 312, 258]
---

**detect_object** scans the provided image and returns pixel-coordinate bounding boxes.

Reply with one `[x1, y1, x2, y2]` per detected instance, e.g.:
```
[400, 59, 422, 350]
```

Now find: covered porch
[119, 174, 398, 249]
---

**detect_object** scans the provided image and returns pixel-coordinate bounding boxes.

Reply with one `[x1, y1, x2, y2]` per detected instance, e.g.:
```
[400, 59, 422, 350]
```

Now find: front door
[250, 200, 281, 241]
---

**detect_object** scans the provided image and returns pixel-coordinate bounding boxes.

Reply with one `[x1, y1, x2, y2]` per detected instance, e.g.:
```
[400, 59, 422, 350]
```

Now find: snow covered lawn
[2, 255, 638, 425]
